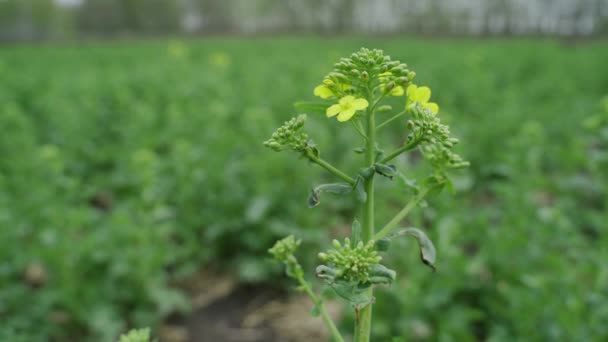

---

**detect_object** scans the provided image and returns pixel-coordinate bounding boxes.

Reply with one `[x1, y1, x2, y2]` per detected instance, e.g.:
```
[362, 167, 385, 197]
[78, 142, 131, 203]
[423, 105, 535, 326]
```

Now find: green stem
[355, 103, 376, 342]
[307, 151, 356, 185]
[380, 139, 419, 164]
[296, 275, 345, 342]
[376, 110, 406, 130]
[374, 187, 429, 241]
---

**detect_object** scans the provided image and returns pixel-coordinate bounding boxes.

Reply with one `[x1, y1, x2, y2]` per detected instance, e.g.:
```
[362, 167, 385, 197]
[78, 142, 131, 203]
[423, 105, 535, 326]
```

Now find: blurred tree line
[1, 0, 607, 41]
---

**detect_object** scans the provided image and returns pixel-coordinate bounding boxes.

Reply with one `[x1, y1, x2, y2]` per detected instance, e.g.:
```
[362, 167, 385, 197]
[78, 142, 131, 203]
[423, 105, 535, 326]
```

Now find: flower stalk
[264, 48, 468, 341]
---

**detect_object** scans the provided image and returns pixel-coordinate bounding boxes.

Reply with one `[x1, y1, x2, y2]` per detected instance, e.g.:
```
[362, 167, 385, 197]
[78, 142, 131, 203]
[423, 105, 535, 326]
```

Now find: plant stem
[374, 187, 429, 241]
[355, 104, 376, 342]
[380, 139, 418, 164]
[296, 275, 345, 342]
[307, 151, 356, 185]
[376, 110, 406, 130]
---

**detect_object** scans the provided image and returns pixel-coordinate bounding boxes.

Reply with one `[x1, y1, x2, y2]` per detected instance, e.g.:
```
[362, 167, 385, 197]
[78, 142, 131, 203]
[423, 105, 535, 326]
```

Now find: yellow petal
[326, 104, 341, 117]
[352, 98, 369, 110]
[314, 85, 333, 99]
[406, 84, 417, 98]
[338, 83, 351, 92]
[425, 102, 439, 114]
[339, 95, 355, 105]
[390, 86, 404, 97]
[415, 86, 431, 103]
[337, 108, 357, 122]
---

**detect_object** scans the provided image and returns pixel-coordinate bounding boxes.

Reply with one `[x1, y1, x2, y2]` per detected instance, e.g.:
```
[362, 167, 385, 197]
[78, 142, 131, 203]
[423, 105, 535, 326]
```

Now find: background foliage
[0, 38, 607, 341]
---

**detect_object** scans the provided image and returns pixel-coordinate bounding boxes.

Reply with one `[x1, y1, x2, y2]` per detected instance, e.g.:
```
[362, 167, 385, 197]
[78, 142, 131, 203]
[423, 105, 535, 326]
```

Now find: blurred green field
[1, 37, 607, 341]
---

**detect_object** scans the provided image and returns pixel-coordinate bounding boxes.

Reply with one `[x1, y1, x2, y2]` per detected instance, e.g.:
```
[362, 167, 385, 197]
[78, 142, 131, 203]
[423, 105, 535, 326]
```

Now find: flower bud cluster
[263, 114, 309, 153]
[407, 105, 455, 146]
[317, 238, 382, 283]
[406, 105, 468, 170]
[269, 235, 301, 262]
[331, 48, 415, 90]
[421, 142, 470, 170]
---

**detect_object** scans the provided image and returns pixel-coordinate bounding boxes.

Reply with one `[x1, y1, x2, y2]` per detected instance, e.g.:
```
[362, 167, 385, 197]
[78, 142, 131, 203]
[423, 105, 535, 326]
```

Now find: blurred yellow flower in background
[209, 51, 231, 68]
[167, 40, 187, 58]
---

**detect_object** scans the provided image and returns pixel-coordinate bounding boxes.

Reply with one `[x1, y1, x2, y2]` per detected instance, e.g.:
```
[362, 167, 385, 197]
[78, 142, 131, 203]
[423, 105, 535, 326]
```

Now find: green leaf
[374, 238, 390, 252]
[389, 228, 436, 271]
[368, 264, 396, 285]
[374, 163, 397, 179]
[307, 183, 353, 208]
[351, 219, 361, 244]
[329, 280, 373, 310]
[353, 176, 367, 203]
[422, 175, 447, 197]
[310, 304, 321, 317]
[294, 102, 331, 114]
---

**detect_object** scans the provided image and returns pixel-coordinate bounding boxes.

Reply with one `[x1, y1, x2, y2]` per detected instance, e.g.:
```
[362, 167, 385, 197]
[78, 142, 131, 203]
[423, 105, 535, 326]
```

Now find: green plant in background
[266, 48, 468, 341]
[118, 328, 152, 342]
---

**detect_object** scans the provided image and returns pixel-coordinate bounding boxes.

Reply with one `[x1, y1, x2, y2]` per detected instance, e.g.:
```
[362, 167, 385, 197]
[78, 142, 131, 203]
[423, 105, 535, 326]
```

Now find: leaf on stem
[374, 163, 397, 179]
[389, 228, 437, 271]
[308, 183, 353, 208]
[353, 176, 367, 203]
[351, 219, 362, 244]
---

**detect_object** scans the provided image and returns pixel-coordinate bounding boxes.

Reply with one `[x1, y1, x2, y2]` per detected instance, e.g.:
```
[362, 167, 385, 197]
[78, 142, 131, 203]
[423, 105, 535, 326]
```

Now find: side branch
[307, 151, 356, 185]
[379, 139, 419, 164]
[296, 275, 345, 342]
[374, 187, 429, 241]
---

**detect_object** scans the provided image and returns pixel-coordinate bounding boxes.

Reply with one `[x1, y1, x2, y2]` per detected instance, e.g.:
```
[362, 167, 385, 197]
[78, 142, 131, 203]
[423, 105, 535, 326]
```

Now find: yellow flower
[406, 84, 439, 114]
[379, 72, 404, 96]
[167, 41, 187, 58]
[326, 96, 369, 122]
[314, 79, 349, 99]
[209, 52, 231, 68]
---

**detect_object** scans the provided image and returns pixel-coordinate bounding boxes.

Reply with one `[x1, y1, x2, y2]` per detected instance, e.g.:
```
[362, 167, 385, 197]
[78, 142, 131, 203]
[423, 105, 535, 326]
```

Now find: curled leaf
[368, 264, 396, 285]
[374, 238, 390, 252]
[316, 265, 338, 282]
[374, 163, 397, 179]
[307, 183, 353, 208]
[390, 228, 437, 271]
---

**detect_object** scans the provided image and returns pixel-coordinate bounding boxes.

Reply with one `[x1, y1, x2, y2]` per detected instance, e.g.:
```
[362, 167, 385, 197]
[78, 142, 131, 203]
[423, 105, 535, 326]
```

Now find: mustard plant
[265, 48, 469, 342]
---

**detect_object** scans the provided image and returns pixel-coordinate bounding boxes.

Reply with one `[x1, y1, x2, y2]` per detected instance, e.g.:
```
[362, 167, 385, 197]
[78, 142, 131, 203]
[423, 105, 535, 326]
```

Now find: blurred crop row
[0, 38, 607, 341]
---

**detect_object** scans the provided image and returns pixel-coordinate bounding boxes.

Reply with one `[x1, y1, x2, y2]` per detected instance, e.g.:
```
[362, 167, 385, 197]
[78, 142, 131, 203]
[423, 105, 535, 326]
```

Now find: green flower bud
[317, 238, 384, 284]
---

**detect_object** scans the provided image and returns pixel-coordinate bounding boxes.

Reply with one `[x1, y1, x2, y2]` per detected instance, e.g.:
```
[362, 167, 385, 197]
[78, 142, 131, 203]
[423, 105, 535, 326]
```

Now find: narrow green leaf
[368, 264, 396, 285]
[374, 238, 390, 252]
[374, 163, 397, 179]
[354, 176, 367, 203]
[307, 183, 353, 208]
[351, 219, 361, 244]
[389, 228, 437, 271]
